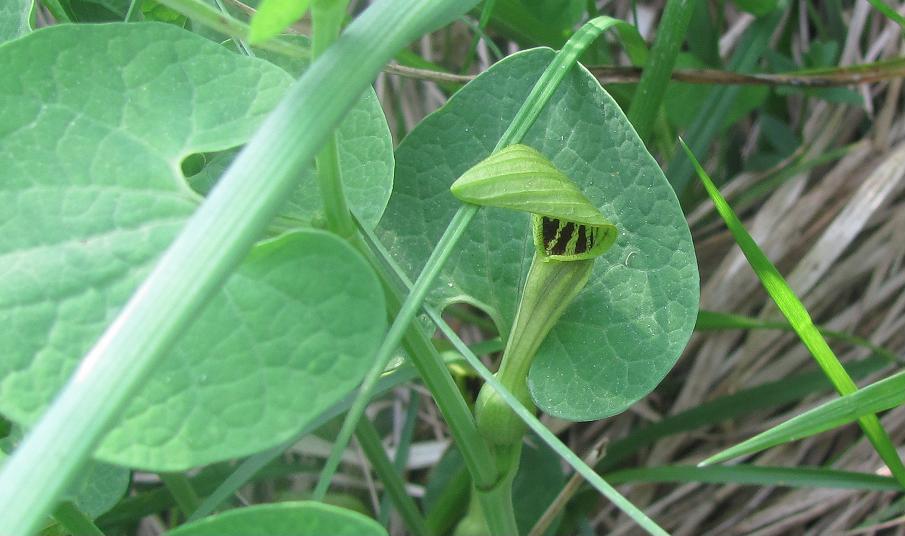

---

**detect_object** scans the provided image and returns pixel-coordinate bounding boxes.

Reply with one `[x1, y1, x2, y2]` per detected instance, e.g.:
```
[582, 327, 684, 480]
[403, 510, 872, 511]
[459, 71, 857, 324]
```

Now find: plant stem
[312, 0, 357, 239]
[159, 472, 201, 518]
[41, 0, 72, 22]
[626, 0, 694, 142]
[354, 419, 430, 535]
[0, 2, 481, 534]
[52, 502, 105, 536]
[474, 255, 593, 446]
[455, 443, 521, 536]
[356, 224, 669, 536]
[378, 391, 419, 525]
[312, 205, 484, 494]
[460, 0, 496, 74]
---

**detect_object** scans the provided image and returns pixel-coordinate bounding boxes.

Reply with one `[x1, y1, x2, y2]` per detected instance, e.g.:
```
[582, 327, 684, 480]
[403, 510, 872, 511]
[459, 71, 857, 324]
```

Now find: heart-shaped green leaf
[167, 502, 387, 536]
[379, 48, 699, 421]
[188, 36, 394, 232]
[0, 23, 386, 469]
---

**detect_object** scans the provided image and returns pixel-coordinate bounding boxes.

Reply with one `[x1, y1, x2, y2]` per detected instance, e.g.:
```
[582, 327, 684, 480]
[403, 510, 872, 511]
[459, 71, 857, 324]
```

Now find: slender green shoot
[626, 0, 695, 141]
[125, 0, 142, 22]
[378, 392, 420, 525]
[460, 0, 498, 74]
[312, 0, 357, 239]
[52, 503, 105, 536]
[312, 206, 479, 498]
[159, 473, 201, 518]
[354, 419, 429, 536]
[682, 138, 905, 488]
[604, 465, 901, 491]
[696, 310, 900, 363]
[702, 369, 905, 465]
[866, 0, 905, 30]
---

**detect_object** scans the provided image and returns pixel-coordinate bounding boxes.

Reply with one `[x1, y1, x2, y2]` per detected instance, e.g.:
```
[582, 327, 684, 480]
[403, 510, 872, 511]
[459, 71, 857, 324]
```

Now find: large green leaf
[1, 430, 129, 519]
[0, 0, 31, 42]
[0, 23, 386, 470]
[167, 502, 387, 536]
[379, 48, 698, 421]
[189, 37, 394, 231]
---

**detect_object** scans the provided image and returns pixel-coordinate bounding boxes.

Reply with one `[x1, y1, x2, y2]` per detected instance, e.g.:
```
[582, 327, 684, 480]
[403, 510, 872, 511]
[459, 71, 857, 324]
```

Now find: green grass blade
[681, 139, 905, 488]
[866, 0, 905, 29]
[0, 2, 482, 534]
[52, 503, 105, 536]
[159, 473, 201, 517]
[597, 355, 888, 472]
[702, 370, 905, 465]
[696, 310, 900, 363]
[378, 391, 420, 525]
[355, 419, 430, 536]
[626, 0, 694, 141]
[605, 465, 901, 492]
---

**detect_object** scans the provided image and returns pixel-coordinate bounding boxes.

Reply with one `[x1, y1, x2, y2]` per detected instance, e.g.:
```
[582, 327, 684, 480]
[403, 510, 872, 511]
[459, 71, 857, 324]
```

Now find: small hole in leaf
[180, 153, 206, 178]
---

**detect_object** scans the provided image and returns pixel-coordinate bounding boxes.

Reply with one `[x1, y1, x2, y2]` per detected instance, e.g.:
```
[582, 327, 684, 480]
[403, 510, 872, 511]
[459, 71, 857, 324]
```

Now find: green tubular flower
[450, 144, 617, 448]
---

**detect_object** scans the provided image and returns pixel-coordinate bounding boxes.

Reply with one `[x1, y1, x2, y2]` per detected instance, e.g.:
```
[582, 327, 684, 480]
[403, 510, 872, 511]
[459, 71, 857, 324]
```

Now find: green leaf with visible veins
[0, 23, 386, 470]
[379, 48, 699, 421]
[167, 502, 387, 536]
[189, 36, 394, 231]
[1, 430, 129, 519]
[0, 0, 32, 43]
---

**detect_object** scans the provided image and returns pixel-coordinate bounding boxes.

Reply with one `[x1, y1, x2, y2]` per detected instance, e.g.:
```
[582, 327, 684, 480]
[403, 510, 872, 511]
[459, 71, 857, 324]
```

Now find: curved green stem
[475, 255, 593, 446]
